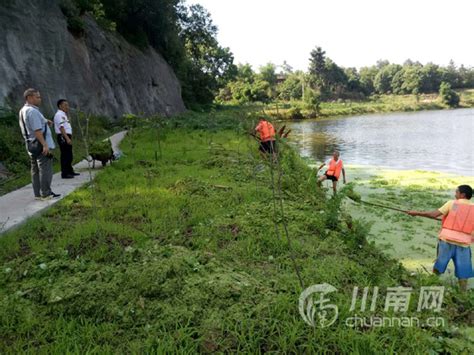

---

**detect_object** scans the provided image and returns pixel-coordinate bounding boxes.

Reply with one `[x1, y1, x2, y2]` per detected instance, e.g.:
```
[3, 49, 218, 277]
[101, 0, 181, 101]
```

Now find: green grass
[0, 109, 120, 196]
[259, 89, 474, 120]
[0, 109, 473, 353]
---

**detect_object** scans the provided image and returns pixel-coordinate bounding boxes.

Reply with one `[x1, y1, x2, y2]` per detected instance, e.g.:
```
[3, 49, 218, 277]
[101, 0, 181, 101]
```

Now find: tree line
[217, 47, 474, 107]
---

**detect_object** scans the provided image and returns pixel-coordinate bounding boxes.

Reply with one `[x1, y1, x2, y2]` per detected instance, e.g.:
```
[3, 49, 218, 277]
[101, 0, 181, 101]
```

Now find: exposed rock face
[0, 0, 186, 118]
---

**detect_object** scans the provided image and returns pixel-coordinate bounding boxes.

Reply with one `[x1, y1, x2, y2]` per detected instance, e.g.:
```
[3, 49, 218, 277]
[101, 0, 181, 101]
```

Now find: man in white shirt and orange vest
[255, 118, 277, 157]
[408, 185, 473, 291]
[317, 150, 346, 194]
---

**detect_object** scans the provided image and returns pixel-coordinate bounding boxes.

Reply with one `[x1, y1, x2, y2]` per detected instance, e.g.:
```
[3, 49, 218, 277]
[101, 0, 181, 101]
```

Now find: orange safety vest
[326, 158, 343, 179]
[256, 121, 276, 142]
[439, 201, 474, 245]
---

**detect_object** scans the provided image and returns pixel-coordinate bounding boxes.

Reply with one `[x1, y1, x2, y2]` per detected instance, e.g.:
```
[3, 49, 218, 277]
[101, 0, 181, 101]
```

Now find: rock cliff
[0, 0, 186, 118]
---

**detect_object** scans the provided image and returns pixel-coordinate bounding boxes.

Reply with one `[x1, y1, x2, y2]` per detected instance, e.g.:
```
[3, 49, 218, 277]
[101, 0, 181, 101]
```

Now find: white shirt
[54, 110, 72, 135]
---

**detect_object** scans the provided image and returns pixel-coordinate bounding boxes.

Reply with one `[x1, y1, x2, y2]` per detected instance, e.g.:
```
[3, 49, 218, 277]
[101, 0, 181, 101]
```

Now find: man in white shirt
[54, 99, 79, 179]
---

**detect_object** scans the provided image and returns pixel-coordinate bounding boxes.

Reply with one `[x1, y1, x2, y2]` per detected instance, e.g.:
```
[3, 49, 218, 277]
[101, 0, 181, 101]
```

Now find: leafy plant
[439, 82, 460, 107]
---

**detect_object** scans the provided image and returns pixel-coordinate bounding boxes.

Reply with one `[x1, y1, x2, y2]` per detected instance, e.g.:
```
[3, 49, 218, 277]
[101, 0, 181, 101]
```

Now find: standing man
[255, 118, 277, 157]
[407, 185, 473, 292]
[317, 150, 346, 194]
[19, 88, 60, 200]
[54, 99, 79, 179]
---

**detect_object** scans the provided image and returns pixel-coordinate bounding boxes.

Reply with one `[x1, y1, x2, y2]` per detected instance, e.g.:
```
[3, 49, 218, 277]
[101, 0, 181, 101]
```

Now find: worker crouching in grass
[408, 185, 474, 292]
[255, 118, 277, 159]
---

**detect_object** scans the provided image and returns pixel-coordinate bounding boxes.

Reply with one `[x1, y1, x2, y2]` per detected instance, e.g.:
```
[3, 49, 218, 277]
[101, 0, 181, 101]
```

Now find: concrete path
[0, 131, 127, 234]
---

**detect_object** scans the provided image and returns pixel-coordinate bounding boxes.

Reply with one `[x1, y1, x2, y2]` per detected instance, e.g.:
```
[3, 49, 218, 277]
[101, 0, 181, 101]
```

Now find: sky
[190, 0, 474, 72]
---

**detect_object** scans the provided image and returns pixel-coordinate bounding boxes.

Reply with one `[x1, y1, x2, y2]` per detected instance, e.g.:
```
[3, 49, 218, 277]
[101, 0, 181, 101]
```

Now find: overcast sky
[191, 0, 474, 72]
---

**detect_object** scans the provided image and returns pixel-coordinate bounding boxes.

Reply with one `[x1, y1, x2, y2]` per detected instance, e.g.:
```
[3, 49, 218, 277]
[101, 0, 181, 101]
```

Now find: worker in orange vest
[255, 118, 277, 156]
[407, 185, 473, 292]
[317, 150, 346, 194]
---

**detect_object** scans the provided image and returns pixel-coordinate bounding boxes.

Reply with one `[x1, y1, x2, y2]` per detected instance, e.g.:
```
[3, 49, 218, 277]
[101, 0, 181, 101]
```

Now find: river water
[286, 108, 474, 176]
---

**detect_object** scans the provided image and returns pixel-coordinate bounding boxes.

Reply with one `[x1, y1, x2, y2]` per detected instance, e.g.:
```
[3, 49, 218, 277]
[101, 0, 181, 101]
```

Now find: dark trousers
[30, 152, 53, 197]
[57, 134, 74, 176]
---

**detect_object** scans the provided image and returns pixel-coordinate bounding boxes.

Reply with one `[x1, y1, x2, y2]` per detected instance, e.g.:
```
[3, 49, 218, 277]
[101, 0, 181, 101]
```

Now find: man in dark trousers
[54, 99, 79, 179]
[317, 150, 346, 194]
[255, 118, 277, 158]
[19, 88, 60, 200]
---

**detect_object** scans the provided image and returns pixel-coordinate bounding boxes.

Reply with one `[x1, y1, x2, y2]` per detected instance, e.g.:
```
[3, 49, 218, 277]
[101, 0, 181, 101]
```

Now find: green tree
[178, 4, 237, 105]
[442, 60, 461, 88]
[324, 59, 348, 97]
[374, 64, 401, 94]
[419, 63, 442, 93]
[439, 82, 460, 107]
[250, 79, 271, 102]
[390, 65, 423, 95]
[258, 63, 278, 100]
[278, 72, 304, 100]
[359, 66, 378, 95]
[236, 63, 255, 83]
[229, 81, 253, 103]
[401, 66, 423, 94]
[308, 46, 327, 92]
[258, 63, 277, 86]
[280, 60, 293, 75]
[344, 67, 363, 94]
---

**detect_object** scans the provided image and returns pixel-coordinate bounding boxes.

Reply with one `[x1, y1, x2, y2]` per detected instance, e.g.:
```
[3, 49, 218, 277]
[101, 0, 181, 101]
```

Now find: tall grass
[0, 108, 472, 353]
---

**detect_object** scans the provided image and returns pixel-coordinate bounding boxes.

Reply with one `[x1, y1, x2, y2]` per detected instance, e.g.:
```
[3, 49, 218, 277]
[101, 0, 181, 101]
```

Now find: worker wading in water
[317, 150, 346, 194]
[407, 185, 474, 292]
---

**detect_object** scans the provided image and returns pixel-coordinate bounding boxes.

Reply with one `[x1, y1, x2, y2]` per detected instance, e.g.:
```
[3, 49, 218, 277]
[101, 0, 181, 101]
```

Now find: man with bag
[19, 88, 60, 200]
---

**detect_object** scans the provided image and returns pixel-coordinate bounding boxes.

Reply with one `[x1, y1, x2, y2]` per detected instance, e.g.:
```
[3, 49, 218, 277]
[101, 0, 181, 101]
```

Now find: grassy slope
[0, 110, 473, 353]
[263, 89, 474, 120]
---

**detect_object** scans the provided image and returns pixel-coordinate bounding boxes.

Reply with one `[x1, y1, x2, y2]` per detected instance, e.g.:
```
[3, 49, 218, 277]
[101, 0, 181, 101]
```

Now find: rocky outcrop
[0, 0, 186, 118]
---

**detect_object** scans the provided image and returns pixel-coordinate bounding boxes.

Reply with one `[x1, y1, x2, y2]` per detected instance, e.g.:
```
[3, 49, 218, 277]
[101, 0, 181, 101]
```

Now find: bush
[439, 82, 460, 107]
[0, 109, 30, 175]
[303, 88, 321, 115]
[287, 106, 304, 120]
[66, 16, 85, 37]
